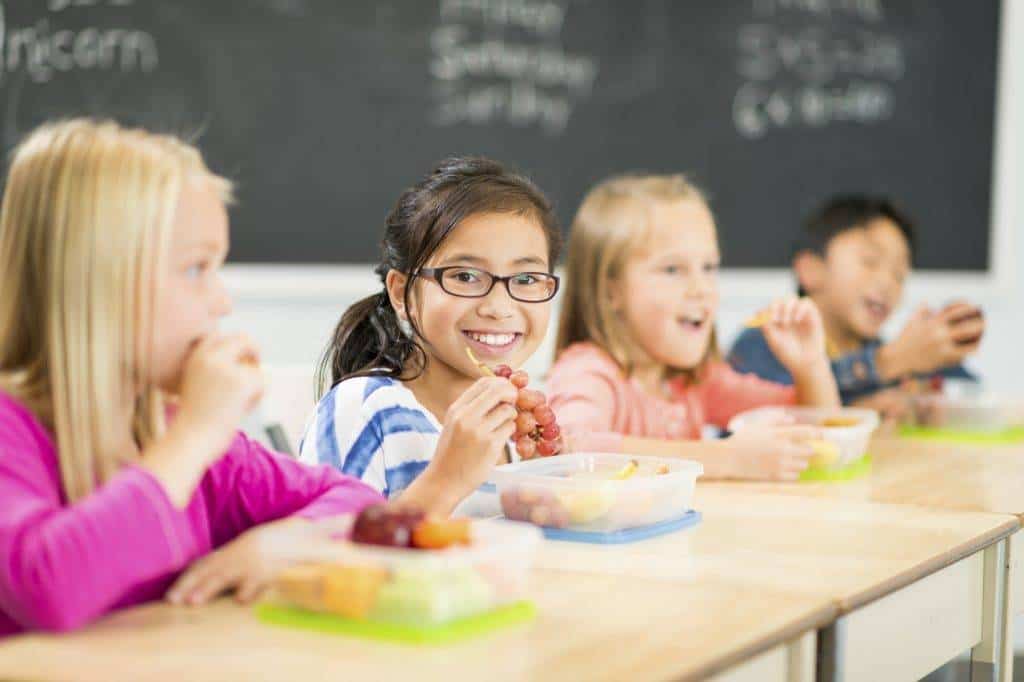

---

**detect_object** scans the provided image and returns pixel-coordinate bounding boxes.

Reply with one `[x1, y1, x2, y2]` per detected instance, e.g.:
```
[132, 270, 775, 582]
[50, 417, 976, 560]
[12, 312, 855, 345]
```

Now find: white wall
[222, 3, 1023, 400]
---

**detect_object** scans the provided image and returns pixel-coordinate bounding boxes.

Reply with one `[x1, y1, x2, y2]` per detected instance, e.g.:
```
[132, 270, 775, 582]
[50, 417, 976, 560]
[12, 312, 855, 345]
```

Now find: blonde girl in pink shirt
[548, 174, 840, 481]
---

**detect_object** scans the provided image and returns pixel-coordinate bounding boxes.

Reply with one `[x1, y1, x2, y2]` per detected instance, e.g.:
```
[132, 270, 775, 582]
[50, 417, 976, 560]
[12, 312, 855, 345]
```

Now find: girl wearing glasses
[299, 157, 564, 512]
[547, 174, 840, 482]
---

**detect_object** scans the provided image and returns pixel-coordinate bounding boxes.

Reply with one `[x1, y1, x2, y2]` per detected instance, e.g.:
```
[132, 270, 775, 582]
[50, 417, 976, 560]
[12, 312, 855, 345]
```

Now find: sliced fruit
[821, 416, 860, 428]
[275, 564, 327, 611]
[411, 517, 472, 550]
[558, 484, 616, 524]
[808, 439, 841, 469]
[611, 459, 639, 480]
[320, 564, 389, 619]
[745, 310, 771, 328]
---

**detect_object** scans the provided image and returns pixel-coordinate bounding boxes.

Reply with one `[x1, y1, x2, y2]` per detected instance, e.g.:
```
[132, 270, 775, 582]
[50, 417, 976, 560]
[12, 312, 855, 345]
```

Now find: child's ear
[793, 251, 826, 295]
[385, 270, 409, 321]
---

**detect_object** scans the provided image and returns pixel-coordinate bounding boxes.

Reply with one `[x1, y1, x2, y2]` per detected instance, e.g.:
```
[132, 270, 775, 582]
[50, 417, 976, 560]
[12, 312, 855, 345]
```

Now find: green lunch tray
[899, 425, 1024, 445]
[799, 454, 872, 482]
[255, 600, 536, 645]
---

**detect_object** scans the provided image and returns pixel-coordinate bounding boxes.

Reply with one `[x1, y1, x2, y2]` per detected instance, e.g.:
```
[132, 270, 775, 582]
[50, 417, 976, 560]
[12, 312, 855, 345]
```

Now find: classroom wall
[222, 3, 1023, 401]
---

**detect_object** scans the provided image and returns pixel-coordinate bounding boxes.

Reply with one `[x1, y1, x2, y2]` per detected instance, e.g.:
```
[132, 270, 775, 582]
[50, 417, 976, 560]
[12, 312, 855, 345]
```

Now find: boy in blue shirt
[728, 195, 984, 419]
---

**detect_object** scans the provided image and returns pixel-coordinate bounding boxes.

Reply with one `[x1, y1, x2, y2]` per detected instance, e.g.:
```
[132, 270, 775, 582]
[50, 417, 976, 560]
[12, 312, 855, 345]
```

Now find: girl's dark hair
[793, 194, 916, 296]
[316, 156, 561, 397]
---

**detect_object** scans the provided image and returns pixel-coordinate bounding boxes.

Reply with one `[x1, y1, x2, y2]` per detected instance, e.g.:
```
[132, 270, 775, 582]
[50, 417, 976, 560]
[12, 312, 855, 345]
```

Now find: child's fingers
[479, 401, 516, 428]
[234, 578, 268, 604]
[949, 318, 985, 343]
[166, 557, 213, 604]
[783, 298, 801, 326]
[184, 564, 243, 605]
[462, 380, 518, 422]
[454, 377, 514, 412]
[939, 302, 981, 324]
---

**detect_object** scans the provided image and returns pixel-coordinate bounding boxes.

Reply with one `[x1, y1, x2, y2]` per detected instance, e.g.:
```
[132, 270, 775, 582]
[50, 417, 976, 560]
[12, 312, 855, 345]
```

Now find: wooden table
[719, 437, 1024, 682]
[537, 487, 1018, 682]
[1, 442, 1015, 681]
[0, 567, 834, 682]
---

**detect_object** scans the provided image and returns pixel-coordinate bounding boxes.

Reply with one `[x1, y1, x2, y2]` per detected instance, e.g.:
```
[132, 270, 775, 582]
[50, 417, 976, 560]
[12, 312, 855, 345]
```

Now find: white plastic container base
[909, 394, 1024, 433]
[728, 407, 880, 470]
[270, 519, 541, 628]
[490, 453, 703, 532]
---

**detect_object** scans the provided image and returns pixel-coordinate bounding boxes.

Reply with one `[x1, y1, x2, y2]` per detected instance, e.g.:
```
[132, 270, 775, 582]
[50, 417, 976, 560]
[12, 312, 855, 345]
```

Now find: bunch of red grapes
[493, 364, 564, 460]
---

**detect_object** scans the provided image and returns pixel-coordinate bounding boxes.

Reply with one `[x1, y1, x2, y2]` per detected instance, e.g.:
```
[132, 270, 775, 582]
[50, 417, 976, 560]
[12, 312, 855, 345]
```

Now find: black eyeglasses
[415, 267, 559, 302]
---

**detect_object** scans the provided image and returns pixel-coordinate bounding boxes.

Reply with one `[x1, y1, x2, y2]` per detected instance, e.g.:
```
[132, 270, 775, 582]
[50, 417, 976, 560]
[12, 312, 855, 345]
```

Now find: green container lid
[255, 600, 536, 645]
[899, 425, 1024, 445]
[799, 454, 872, 482]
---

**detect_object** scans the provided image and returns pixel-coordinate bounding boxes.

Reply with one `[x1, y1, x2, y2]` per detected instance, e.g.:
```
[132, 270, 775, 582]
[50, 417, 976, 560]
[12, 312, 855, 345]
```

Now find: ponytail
[316, 287, 424, 398]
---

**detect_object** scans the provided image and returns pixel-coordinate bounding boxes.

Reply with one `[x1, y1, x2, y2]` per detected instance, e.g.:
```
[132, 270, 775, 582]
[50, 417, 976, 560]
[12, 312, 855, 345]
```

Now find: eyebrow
[442, 254, 547, 268]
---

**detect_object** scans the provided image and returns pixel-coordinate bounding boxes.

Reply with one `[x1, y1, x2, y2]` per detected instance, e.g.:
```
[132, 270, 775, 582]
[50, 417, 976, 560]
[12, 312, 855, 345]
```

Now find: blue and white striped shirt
[299, 375, 441, 498]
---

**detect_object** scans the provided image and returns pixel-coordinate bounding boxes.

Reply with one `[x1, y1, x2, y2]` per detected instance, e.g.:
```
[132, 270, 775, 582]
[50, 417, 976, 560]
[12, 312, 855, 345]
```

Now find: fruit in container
[411, 517, 472, 550]
[821, 416, 860, 428]
[807, 439, 841, 469]
[557, 484, 616, 524]
[275, 563, 387, 619]
[370, 567, 494, 626]
[351, 505, 425, 548]
[353, 506, 474, 551]
[321, 565, 388, 619]
[499, 488, 570, 528]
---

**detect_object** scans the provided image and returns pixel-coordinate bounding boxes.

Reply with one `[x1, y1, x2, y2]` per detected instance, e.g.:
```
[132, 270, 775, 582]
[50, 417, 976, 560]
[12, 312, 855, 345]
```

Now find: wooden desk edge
[837, 517, 1019, 613]
[683, 602, 838, 681]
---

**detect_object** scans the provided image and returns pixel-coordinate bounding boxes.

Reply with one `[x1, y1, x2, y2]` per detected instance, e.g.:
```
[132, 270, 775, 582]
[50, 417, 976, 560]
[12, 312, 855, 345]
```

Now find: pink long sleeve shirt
[0, 390, 383, 636]
[547, 343, 797, 451]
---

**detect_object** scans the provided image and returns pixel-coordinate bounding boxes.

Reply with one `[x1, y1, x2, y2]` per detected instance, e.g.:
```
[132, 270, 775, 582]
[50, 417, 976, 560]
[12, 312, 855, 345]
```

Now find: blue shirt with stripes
[298, 375, 441, 498]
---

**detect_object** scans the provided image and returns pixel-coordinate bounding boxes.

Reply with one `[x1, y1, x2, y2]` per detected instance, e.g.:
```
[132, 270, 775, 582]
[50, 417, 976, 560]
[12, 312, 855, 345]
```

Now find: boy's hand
[850, 388, 912, 423]
[878, 303, 984, 378]
[761, 297, 829, 372]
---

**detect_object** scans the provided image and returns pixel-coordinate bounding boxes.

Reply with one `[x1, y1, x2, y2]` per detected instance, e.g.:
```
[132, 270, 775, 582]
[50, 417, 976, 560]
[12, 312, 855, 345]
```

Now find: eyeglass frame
[413, 266, 560, 302]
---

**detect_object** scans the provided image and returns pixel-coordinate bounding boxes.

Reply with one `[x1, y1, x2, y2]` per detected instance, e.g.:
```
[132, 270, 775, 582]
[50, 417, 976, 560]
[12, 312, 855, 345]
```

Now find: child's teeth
[470, 332, 514, 345]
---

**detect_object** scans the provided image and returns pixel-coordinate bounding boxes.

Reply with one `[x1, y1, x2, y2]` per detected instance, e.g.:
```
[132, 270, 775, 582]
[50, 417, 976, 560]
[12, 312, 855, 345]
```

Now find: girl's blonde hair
[556, 173, 720, 382]
[0, 119, 232, 503]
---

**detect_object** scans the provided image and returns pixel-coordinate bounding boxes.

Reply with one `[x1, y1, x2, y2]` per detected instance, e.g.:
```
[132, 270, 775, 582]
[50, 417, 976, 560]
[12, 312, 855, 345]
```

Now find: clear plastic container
[909, 394, 1024, 433]
[490, 453, 703, 533]
[728, 407, 880, 470]
[269, 519, 541, 628]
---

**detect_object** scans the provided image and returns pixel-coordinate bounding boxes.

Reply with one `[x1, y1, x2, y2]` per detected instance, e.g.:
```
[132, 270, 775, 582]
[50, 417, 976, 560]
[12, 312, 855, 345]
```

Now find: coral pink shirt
[547, 343, 797, 452]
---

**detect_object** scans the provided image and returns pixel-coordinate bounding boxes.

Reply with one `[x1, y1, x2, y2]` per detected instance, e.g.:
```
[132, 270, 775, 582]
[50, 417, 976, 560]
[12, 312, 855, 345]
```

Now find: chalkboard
[0, 0, 1001, 270]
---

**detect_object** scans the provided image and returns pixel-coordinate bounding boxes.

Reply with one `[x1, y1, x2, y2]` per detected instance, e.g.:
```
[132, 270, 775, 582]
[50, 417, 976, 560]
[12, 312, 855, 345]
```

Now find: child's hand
[724, 423, 821, 481]
[175, 333, 265, 461]
[166, 516, 353, 606]
[403, 377, 518, 515]
[759, 298, 828, 372]
[880, 304, 984, 377]
[850, 388, 912, 423]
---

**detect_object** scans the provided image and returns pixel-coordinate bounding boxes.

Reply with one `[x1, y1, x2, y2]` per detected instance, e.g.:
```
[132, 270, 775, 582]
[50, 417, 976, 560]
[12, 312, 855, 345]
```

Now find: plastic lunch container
[267, 519, 542, 628]
[728, 407, 880, 470]
[909, 394, 1024, 433]
[490, 453, 703, 532]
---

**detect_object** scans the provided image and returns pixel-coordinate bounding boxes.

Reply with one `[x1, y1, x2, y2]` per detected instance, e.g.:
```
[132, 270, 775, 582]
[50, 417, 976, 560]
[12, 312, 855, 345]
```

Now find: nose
[476, 280, 516, 319]
[684, 271, 713, 299]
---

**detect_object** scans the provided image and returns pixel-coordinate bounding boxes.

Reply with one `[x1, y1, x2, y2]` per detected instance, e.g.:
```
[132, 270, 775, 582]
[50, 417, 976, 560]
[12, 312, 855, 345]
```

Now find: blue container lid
[537, 510, 702, 544]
